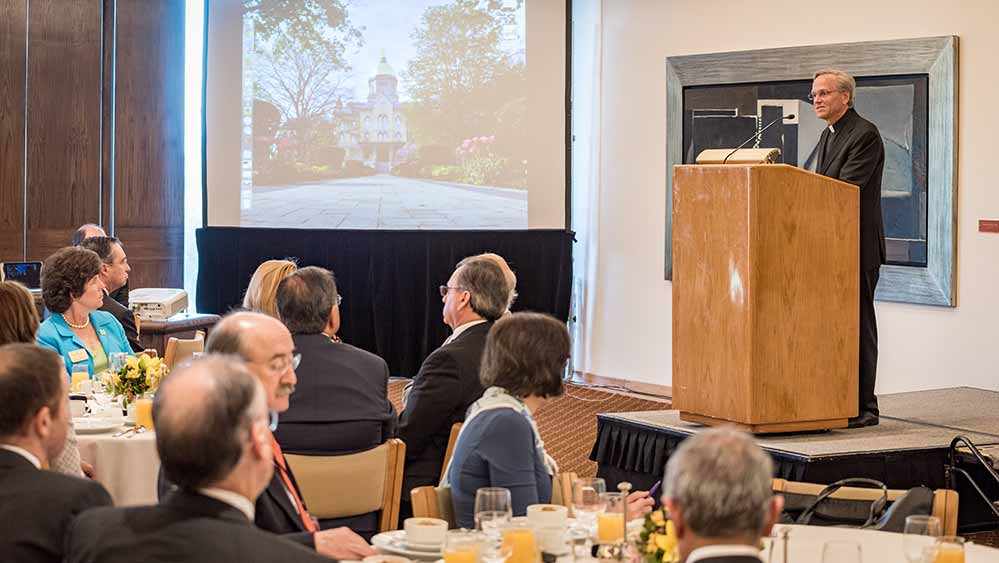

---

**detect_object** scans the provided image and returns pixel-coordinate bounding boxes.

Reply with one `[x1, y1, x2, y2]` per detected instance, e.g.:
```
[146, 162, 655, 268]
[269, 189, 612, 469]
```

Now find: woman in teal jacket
[36, 247, 132, 378]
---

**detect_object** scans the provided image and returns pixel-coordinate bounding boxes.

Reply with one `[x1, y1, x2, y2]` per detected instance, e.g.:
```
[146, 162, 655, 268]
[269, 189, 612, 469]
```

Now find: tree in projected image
[246, 0, 363, 186]
[402, 0, 527, 189]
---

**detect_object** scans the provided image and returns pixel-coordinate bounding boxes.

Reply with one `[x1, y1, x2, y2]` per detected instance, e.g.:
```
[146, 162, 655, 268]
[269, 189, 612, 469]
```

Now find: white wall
[587, 0, 999, 393]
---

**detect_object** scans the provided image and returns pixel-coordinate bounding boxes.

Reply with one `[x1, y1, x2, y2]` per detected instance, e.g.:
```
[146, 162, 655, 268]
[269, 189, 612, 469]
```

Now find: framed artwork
[665, 36, 958, 306]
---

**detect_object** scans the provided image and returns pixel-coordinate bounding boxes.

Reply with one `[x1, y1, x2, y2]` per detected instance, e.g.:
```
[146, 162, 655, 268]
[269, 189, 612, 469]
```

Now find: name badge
[68, 349, 89, 363]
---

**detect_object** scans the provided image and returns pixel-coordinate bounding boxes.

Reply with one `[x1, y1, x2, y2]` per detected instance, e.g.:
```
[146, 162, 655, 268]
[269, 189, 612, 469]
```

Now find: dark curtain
[196, 228, 574, 377]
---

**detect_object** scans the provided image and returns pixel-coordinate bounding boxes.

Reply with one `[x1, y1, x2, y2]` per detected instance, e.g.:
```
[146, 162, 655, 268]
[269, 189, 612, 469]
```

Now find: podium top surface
[673, 163, 858, 191]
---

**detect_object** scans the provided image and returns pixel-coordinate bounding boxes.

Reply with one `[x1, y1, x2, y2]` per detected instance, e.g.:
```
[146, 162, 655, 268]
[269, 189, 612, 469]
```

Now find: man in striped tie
[205, 311, 375, 560]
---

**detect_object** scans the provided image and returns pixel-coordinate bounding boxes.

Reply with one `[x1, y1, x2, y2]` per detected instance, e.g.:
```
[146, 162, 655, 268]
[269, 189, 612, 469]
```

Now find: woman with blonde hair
[0, 280, 89, 478]
[243, 259, 298, 317]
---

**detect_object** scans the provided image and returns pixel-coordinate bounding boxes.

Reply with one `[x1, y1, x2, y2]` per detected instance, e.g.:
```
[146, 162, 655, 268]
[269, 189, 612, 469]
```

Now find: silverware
[127, 425, 148, 438]
[112, 427, 134, 438]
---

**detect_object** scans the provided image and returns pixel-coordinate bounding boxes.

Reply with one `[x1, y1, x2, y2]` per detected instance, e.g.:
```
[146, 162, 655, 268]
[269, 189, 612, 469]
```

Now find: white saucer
[371, 531, 443, 560]
[73, 417, 124, 434]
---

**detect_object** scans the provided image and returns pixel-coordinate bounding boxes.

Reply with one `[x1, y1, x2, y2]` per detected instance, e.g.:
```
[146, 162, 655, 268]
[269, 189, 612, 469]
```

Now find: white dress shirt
[198, 487, 256, 521]
[686, 544, 763, 563]
[0, 444, 42, 469]
[441, 319, 488, 346]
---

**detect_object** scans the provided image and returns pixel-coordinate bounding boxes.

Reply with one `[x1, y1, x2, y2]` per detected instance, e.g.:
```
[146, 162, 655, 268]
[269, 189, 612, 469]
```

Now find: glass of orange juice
[134, 394, 154, 429]
[71, 364, 90, 393]
[444, 529, 482, 563]
[934, 536, 965, 563]
[596, 492, 626, 545]
[502, 521, 539, 563]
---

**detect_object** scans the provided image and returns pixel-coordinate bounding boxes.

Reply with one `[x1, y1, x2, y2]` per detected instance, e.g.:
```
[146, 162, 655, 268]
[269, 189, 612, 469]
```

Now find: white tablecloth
[76, 425, 160, 506]
[764, 524, 999, 563]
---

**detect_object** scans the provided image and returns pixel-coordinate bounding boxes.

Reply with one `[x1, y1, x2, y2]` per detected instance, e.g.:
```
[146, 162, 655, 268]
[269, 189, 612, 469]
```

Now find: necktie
[269, 434, 318, 532]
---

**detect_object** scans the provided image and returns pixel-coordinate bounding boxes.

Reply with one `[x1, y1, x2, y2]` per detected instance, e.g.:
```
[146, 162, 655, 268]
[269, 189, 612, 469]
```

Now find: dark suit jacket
[100, 290, 143, 353]
[67, 489, 329, 563]
[816, 107, 887, 272]
[274, 333, 397, 456]
[399, 321, 493, 496]
[0, 448, 111, 563]
[108, 279, 128, 309]
[158, 458, 316, 548]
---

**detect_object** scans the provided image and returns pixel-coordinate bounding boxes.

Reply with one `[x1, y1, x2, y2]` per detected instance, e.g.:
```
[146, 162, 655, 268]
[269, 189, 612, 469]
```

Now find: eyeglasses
[335, 294, 343, 306]
[808, 89, 843, 102]
[439, 285, 468, 298]
[254, 353, 301, 374]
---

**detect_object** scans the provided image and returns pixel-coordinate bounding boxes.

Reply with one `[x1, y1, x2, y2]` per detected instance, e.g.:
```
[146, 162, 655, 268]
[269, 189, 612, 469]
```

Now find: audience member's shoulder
[29, 469, 112, 507]
[341, 341, 388, 366]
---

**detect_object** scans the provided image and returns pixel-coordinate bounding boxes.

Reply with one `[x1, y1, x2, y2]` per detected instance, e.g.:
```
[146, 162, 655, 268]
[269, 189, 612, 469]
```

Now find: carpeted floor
[388, 379, 669, 478]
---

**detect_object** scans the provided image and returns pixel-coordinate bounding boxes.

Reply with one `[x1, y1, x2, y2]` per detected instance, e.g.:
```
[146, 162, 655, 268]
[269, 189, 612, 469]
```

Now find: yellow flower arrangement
[99, 353, 168, 407]
[637, 510, 679, 563]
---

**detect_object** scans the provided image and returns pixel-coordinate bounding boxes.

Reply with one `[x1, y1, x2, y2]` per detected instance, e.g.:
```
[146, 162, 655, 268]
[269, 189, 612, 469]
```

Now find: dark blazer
[816, 107, 887, 272]
[100, 290, 143, 353]
[0, 448, 111, 563]
[274, 333, 397, 456]
[158, 458, 316, 549]
[399, 321, 493, 495]
[66, 489, 329, 563]
[108, 279, 129, 309]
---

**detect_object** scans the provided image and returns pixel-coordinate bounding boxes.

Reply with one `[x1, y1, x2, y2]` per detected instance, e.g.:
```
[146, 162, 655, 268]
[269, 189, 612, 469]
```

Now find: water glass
[109, 352, 128, 373]
[476, 487, 513, 563]
[904, 515, 942, 562]
[571, 477, 607, 523]
[821, 540, 861, 563]
[475, 487, 513, 526]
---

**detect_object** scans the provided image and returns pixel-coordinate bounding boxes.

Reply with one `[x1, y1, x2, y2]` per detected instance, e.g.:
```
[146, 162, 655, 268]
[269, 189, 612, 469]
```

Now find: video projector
[129, 288, 189, 321]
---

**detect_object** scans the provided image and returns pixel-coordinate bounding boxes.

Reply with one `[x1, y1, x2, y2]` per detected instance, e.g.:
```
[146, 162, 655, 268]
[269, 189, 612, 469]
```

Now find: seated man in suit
[398, 258, 509, 512]
[273, 266, 396, 537]
[72, 224, 128, 307]
[67, 355, 341, 563]
[0, 343, 112, 562]
[201, 311, 375, 559]
[79, 236, 141, 352]
[662, 428, 783, 563]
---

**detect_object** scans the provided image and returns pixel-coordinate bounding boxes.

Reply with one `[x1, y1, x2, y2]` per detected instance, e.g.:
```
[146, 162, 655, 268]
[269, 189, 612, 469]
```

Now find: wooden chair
[163, 330, 204, 370]
[411, 472, 578, 527]
[439, 422, 463, 479]
[286, 439, 406, 532]
[772, 478, 959, 535]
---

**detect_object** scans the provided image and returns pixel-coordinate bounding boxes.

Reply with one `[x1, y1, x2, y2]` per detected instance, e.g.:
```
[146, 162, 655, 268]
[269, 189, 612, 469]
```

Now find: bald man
[68, 356, 331, 563]
[199, 312, 375, 559]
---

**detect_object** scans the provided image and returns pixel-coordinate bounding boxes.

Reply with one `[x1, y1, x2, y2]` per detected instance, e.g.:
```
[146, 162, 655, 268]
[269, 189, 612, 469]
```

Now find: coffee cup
[527, 504, 569, 555]
[403, 517, 448, 546]
[69, 398, 88, 418]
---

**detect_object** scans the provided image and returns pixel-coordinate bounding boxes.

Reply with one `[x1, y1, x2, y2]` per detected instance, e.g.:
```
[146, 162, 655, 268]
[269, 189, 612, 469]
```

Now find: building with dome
[336, 53, 409, 173]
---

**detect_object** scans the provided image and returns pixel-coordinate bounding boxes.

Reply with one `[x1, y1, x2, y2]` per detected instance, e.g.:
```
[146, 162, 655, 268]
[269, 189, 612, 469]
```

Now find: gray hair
[154, 354, 265, 491]
[454, 258, 509, 321]
[276, 266, 338, 335]
[663, 428, 774, 539]
[79, 236, 122, 265]
[457, 253, 517, 310]
[813, 69, 856, 107]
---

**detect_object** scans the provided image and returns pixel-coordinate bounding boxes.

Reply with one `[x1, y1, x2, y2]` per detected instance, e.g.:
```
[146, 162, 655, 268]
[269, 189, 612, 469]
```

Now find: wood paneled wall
[0, 0, 184, 290]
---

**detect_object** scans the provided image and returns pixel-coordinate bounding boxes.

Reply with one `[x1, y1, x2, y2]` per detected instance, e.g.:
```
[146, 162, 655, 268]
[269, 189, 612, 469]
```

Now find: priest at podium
[810, 69, 886, 428]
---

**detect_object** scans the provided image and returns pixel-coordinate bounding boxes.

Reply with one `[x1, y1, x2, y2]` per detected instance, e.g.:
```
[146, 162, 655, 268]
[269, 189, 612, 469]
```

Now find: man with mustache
[159, 311, 374, 560]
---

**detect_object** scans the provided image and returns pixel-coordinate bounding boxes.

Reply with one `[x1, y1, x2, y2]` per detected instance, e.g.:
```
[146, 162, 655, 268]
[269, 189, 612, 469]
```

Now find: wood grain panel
[112, 0, 185, 288]
[672, 165, 858, 432]
[24, 0, 104, 261]
[0, 0, 27, 261]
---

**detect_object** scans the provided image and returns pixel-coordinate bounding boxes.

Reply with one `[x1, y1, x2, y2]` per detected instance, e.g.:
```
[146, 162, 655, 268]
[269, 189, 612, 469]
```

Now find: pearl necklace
[62, 314, 90, 330]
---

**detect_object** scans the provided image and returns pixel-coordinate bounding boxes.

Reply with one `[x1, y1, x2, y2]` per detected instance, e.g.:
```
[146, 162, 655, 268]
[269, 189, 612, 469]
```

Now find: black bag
[778, 478, 933, 530]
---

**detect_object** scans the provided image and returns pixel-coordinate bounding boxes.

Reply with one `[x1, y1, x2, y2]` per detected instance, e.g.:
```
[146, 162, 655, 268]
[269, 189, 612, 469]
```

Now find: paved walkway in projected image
[241, 174, 528, 229]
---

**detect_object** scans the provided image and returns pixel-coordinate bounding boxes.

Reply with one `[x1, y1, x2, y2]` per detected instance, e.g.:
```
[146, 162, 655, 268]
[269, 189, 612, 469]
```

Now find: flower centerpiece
[100, 353, 167, 407]
[637, 509, 679, 563]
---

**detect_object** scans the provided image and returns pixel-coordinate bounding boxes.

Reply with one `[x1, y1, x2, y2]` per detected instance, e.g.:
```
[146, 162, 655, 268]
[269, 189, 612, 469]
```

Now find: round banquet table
[75, 424, 160, 506]
[763, 524, 999, 563]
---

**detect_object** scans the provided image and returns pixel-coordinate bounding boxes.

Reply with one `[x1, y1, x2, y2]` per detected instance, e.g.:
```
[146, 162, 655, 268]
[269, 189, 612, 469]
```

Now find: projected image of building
[335, 54, 409, 174]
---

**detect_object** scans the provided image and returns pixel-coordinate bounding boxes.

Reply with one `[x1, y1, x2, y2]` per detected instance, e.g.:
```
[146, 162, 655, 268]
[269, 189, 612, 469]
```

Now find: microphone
[722, 114, 795, 164]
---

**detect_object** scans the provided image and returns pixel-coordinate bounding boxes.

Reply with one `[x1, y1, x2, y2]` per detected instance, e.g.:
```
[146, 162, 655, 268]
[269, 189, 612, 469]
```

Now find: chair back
[286, 439, 405, 532]
[439, 422, 463, 479]
[772, 478, 959, 535]
[551, 472, 577, 516]
[411, 485, 456, 528]
[163, 330, 204, 370]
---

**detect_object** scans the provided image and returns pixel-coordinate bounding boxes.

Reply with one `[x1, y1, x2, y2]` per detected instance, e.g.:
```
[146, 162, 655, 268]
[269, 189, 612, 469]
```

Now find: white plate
[73, 417, 124, 434]
[372, 531, 443, 560]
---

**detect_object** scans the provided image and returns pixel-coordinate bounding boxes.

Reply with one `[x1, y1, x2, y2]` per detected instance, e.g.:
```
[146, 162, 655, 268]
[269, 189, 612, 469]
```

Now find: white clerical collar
[828, 124, 836, 133]
[198, 487, 256, 521]
[0, 444, 42, 469]
[444, 319, 487, 345]
[686, 544, 762, 563]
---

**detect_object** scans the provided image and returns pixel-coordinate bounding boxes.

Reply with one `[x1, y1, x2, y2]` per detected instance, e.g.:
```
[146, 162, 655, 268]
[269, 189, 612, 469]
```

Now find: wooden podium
[672, 164, 859, 433]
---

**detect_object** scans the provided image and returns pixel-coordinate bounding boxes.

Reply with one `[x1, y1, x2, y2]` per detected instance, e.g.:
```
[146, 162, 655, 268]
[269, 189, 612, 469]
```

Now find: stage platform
[590, 387, 999, 532]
